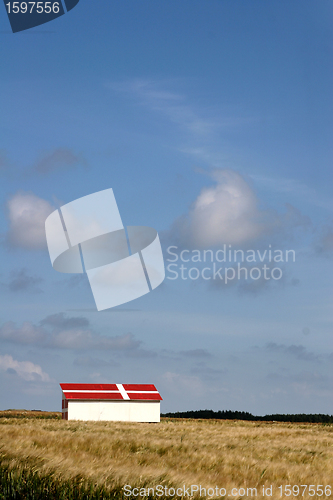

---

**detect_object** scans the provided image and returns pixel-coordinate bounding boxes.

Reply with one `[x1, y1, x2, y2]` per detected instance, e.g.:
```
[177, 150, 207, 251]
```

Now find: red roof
[60, 383, 162, 401]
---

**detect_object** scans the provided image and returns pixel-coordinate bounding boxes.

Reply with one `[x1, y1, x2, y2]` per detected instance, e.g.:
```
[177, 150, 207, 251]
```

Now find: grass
[0, 410, 61, 420]
[0, 414, 332, 499]
[0, 457, 119, 500]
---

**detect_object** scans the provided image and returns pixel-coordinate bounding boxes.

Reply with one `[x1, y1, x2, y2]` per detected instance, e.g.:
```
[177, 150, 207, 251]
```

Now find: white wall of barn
[66, 400, 160, 422]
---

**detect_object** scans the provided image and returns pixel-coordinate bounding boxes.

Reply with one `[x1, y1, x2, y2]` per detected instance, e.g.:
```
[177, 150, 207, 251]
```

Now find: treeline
[162, 410, 333, 424]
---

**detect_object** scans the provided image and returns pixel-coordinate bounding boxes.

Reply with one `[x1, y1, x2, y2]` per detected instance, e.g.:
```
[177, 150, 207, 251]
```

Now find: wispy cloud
[180, 349, 212, 359]
[107, 79, 260, 173]
[162, 371, 206, 396]
[266, 370, 332, 398]
[189, 362, 227, 381]
[41, 312, 89, 329]
[1, 268, 43, 293]
[265, 342, 319, 362]
[73, 356, 120, 368]
[108, 79, 217, 137]
[30, 148, 87, 175]
[250, 174, 333, 212]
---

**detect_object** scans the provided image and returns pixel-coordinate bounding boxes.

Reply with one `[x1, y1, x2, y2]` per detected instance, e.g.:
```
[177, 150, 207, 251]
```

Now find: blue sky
[0, 0, 332, 415]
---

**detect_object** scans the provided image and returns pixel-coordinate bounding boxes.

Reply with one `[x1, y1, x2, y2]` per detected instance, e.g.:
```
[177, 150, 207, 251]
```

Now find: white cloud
[167, 169, 309, 248]
[0, 354, 50, 382]
[168, 169, 268, 247]
[6, 191, 54, 249]
[192, 170, 265, 245]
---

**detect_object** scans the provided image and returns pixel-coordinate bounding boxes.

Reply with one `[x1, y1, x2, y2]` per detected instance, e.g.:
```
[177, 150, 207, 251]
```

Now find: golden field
[0, 413, 332, 499]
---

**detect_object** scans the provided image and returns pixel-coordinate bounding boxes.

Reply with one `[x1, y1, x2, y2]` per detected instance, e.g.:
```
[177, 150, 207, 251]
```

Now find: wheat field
[0, 414, 332, 499]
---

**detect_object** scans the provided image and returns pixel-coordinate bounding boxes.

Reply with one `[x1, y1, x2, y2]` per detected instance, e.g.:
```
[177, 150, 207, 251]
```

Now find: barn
[60, 383, 162, 422]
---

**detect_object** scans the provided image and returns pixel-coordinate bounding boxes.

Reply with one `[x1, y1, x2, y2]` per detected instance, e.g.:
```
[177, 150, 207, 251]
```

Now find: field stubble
[0, 416, 332, 499]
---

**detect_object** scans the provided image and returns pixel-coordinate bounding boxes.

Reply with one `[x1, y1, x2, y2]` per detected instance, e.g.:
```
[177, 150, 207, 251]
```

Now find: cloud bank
[0, 313, 143, 352]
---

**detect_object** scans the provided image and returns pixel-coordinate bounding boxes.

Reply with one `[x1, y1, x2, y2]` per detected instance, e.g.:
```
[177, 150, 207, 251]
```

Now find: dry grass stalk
[0, 416, 332, 499]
